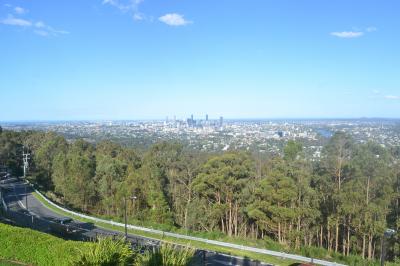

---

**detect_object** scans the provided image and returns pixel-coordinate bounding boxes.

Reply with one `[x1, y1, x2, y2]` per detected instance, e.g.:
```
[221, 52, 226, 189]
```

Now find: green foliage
[135, 243, 195, 266]
[283, 140, 303, 161]
[72, 237, 134, 266]
[2, 129, 400, 264]
[27, 132, 68, 191]
[0, 222, 93, 266]
[192, 152, 255, 236]
[0, 130, 25, 176]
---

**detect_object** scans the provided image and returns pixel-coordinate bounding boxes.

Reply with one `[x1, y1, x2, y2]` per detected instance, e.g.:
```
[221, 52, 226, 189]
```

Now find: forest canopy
[1, 129, 399, 263]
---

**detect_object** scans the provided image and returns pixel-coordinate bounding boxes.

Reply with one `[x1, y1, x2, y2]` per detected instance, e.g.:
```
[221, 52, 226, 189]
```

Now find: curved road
[1, 178, 274, 266]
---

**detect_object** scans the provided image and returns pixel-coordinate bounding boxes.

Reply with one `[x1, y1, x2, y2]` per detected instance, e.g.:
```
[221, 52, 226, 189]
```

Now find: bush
[135, 243, 195, 266]
[73, 237, 135, 266]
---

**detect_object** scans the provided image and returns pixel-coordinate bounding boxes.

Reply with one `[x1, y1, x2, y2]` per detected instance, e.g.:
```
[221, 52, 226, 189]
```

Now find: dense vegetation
[0, 222, 92, 265]
[1, 127, 399, 264]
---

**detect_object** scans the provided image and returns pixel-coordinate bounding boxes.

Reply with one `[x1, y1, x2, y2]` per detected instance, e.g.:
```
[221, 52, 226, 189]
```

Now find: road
[1, 178, 274, 266]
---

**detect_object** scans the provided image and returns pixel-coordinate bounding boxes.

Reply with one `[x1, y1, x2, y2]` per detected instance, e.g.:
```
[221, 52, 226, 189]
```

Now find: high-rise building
[206, 114, 209, 121]
[219, 116, 223, 127]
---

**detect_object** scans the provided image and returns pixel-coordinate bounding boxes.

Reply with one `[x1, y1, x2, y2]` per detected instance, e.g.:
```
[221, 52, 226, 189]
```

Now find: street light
[124, 195, 137, 240]
[381, 228, 396, 266]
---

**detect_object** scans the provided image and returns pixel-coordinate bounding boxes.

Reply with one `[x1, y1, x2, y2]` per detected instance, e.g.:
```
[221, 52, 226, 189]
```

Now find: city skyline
[1, 0, 400, 120]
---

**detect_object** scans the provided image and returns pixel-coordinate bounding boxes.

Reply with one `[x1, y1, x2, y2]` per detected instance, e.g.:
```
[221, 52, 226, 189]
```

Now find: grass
[0, 222, 93, 266]
[33, 191, 299, 266]
[0, 260, 27, 266]
[0, 222, 197, 266]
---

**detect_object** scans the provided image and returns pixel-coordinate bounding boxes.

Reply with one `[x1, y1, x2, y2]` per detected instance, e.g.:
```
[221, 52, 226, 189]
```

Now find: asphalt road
[1, 179, 274, 266]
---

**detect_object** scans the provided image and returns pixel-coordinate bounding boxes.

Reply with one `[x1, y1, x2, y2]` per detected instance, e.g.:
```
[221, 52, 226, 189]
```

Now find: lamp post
[124, 195, 137, 240]
[381, 228, 396, 266]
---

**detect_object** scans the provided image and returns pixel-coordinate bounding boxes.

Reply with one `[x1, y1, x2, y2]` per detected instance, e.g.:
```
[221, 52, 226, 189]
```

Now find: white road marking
[213, 260, 241, 266]
[9, 182, 27, 209]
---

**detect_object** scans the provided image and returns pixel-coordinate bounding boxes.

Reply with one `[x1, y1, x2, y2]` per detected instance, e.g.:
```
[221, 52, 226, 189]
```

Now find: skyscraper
[206, 114, 209, 121]
[219, 116, 223, 127]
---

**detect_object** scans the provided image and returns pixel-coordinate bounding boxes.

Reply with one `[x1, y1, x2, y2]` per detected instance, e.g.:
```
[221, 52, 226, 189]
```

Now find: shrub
[72, 237, 135, 266]
[135, 243, 195, 266]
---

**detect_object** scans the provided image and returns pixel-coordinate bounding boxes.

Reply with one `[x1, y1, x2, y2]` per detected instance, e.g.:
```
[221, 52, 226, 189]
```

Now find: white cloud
[103, 0, 144, 20]
[331, 31, 364, 38]
[373, 90, 380, 94]
[159, 13, 191, 26]
[34, 21, 69, 36]
[35, 21, 45, 28]
[133, 13, 144, 21]
[1, 15, 68, 36]
[103, 0, 130, 12]
[1, 15, 32, 26]
[14, 6, 27, 15]
[384, 95, 400, 100]
[331, 26, 378, 39]
[34, 30, 48, 36]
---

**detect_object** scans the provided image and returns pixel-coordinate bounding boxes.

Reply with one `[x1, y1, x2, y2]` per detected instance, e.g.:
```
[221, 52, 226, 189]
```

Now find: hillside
[0, 222, 93, 266]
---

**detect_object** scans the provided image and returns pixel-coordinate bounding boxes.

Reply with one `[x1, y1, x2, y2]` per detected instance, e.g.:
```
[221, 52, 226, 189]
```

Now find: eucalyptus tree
[193, 152, 255, 237]
[320, 132, 354, 252]
[352, 141, 394, 259]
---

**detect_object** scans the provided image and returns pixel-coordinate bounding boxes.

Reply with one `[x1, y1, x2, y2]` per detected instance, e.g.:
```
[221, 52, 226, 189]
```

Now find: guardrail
[34, 188, 346, 266]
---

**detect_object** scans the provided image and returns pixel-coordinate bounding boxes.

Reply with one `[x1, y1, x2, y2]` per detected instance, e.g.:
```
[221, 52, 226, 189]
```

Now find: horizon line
[1, 117, 400, 123]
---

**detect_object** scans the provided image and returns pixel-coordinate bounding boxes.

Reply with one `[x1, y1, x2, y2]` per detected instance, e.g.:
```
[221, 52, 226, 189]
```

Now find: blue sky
[0, 0, 399, 120]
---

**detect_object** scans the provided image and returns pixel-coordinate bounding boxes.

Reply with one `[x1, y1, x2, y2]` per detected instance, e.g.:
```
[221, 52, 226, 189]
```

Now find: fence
[33, 188, 346, 266]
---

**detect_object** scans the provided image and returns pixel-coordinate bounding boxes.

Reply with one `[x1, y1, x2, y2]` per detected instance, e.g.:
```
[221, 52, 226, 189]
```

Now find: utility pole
[22, 146, 30, 210]
[22, 146, 30, 179]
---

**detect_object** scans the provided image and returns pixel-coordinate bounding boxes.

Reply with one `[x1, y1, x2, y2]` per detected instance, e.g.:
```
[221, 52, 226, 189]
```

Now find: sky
[0, 0, 399, 121]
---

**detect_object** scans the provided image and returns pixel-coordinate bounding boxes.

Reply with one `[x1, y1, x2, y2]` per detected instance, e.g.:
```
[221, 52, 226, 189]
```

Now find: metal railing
[33, 188, 346, 266]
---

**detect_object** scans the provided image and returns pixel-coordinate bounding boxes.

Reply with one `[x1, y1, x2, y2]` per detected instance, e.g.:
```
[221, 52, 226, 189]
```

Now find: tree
[2, 128, 400, 263]
[193, 152, 255, 237]
[0, 130, 29, 176]
[352, 142, 394, 259]
[96, 155, 128, 216]
[247, 157, 297, 243]
[284, 140, 303, 162]
[320, 132, 353, 252]
[25, 132, 67, 190]
[51, 139, 96, 211]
